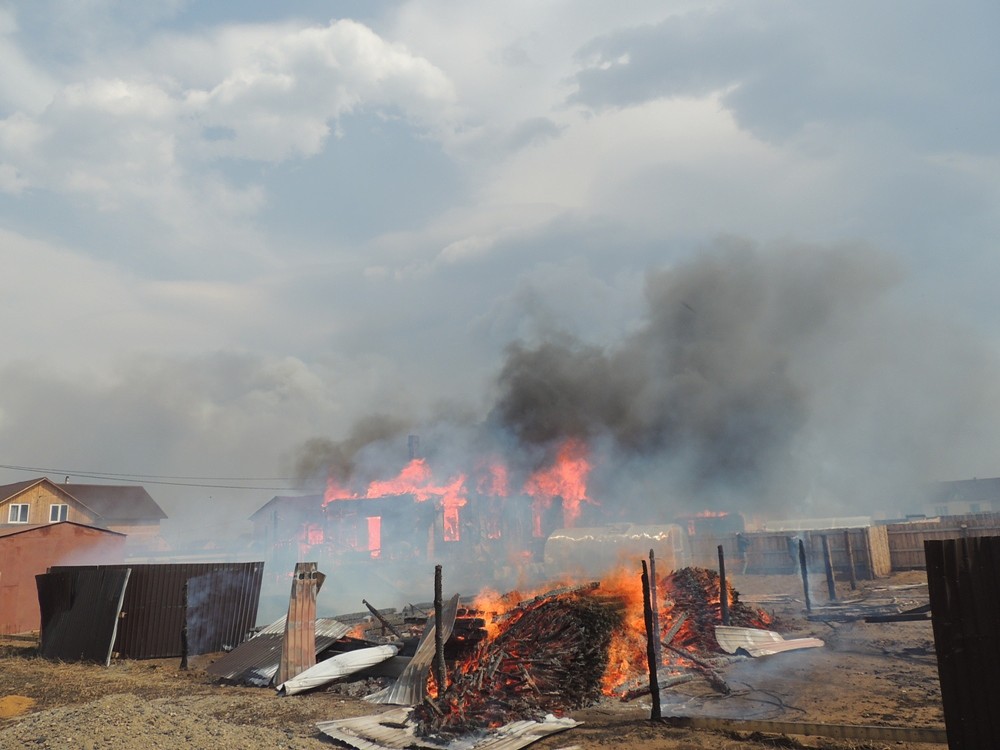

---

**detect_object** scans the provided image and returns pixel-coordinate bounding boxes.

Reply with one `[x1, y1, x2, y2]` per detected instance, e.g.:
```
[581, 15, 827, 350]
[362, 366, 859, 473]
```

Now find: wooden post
[717, 544, 730, 625]
[822, 535, 837, 601]
[641, 560, 662, 720]
[180, 580, 189, 670]
[798, 539, 812, 612]
[433, 564, 446, 697]
[648, 549, 662, 667]
[843, 530, 858, 591]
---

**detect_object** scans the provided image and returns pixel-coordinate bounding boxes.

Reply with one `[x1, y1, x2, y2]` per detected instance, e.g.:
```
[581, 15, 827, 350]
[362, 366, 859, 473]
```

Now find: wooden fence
[690, 526, 891, 579]
[885, 513, 1000, 570]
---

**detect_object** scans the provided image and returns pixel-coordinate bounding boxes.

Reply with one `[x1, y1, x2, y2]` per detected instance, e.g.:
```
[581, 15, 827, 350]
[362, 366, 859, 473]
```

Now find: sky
[1, 0, 999, 541]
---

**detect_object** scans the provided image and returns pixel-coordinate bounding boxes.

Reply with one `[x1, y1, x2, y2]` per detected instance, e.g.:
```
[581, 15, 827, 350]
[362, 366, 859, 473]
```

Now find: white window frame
[49, 504, 68, 523]
[8, 503, 29, 524]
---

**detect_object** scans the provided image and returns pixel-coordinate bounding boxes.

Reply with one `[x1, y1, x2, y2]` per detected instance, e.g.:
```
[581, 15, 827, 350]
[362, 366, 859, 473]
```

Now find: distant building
[248, 491, 542, 574]
[924, 478, 1000, 517]
[0, 477, 167, 550]
[0, 521, 126, 634]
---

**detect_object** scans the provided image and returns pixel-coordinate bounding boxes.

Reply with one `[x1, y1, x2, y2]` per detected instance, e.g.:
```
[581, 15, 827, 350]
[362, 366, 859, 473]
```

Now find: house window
[49, 504, 68, 522]
[8, 504, 29, 523]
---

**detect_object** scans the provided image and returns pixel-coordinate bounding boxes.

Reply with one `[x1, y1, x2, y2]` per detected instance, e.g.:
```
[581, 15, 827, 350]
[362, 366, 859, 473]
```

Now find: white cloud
[0, 7, 58, 112]
[0, 15, 455, 269]
[1, 0, 999, 512]
[180, 19, 455, 161]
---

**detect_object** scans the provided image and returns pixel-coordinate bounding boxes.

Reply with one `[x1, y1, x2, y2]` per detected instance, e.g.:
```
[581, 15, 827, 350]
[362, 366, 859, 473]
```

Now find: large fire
[319, 438, 596, 545]
[522, 437, 592, 535]
[465, 565, 771, 698]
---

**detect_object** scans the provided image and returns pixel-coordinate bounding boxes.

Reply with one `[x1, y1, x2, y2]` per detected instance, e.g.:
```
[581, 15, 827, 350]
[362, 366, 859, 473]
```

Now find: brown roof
[0, 521, 127, 539]
[249, 494, 323, 521]
[61, 484, 167, 521]
[0, 478, 45, 499]
[0, 478, 167, 522]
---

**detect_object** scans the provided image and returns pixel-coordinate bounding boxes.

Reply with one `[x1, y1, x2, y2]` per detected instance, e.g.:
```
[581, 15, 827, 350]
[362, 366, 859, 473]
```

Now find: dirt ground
[0, 570, 945, 750]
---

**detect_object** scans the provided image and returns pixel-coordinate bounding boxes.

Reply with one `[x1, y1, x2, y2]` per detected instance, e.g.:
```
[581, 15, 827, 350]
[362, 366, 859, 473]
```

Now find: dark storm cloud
[570, 2, 1000, 149]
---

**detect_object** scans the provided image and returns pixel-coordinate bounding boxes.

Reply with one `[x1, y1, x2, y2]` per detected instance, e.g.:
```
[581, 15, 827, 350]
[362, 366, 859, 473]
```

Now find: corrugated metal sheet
[187, 566, 263, 653]
[714, 625, 824, 657]
[278, 644, 398, 695]
[47, 562, 264, 659]
[926, 535, 1000, 749]
[315, 707, 580, 750]
[364, 593, 460, 706]
[36, 567, 131, 665]
[205, 615, 351, 686]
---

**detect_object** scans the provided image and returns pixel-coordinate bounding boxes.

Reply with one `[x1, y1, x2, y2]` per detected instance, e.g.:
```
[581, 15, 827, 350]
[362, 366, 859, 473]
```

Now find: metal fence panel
[36, 567, 131, 665]
[926, 535, 1000, 749]
[48, 562, 264, 659]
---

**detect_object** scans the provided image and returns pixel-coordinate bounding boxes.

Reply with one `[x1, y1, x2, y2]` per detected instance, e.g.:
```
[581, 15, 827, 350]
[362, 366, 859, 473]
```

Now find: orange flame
[523, 438, 593, 533]
[323, 476, 359, 506]
[460, 564, 773, 697]
[365, 458, 468, 541]
[476, 460, 509, 496]
[367, 516, 382, 558]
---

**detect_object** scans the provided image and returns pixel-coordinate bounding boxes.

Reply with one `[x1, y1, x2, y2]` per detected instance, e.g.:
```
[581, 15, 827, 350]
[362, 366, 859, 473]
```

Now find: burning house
[252, 438, 617, 586]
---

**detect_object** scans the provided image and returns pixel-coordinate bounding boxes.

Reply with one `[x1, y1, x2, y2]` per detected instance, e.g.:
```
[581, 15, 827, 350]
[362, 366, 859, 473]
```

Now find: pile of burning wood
[410, 566, 771, 738]
[211, 561, 774, 746]
[664, 566, 772, 653]
[413, 585, 622, 737]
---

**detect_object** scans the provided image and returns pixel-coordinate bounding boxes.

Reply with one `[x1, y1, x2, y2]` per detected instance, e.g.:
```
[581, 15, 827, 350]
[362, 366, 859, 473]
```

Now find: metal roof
[316, 707, 580, 750]
[363, 593, 460, 706]
[206, 615, 351, 686]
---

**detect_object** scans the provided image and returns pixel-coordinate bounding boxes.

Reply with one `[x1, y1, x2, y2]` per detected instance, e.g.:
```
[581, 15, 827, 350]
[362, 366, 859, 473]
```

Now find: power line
[0, 463, 304, 491]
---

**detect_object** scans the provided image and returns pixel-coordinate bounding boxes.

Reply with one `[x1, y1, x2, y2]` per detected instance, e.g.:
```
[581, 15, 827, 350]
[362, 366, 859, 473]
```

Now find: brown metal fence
[925, 535, 1000, 749]
[36, 566, 131, 665]
[47, 562, 264, 659]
